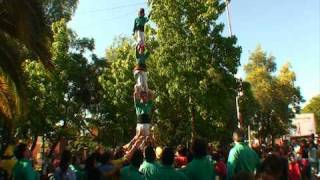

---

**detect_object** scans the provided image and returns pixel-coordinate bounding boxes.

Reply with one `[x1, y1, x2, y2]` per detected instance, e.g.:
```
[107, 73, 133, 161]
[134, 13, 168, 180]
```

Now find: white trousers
[136, 123, 151, 136]
[135, 30, 145, 46]
[134, 70, 148, 92]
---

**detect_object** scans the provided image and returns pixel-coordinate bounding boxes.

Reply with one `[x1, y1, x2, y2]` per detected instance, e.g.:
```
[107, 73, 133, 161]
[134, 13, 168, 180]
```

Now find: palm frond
[0, 0, 52, 67]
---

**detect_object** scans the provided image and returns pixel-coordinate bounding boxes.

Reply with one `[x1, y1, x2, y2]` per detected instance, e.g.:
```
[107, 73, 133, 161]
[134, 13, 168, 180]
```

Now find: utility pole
[224, 0, 245, 131]
[224, 0, 233, 36]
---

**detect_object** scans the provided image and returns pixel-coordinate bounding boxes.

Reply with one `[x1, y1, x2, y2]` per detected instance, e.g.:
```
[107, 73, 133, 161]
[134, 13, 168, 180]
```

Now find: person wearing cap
[133, 8, 150, 47]
[134, 44, 150, 93]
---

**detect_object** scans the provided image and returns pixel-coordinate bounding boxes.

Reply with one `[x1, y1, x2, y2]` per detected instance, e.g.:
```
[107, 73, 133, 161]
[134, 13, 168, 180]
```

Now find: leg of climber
[140, 71, 148, 92]
[136, 30, 145, 47]
[134, 70, 144, 88]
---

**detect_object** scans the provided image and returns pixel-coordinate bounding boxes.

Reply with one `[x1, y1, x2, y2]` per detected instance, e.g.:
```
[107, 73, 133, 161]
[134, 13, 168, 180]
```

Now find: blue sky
[69, 0, 320, 104]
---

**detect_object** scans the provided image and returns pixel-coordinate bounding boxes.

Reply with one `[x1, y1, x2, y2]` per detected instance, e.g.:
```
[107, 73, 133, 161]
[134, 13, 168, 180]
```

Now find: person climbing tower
[133, 8, 150, 48]
[134, 90, 154, 137]
[134, 44, 150, 93]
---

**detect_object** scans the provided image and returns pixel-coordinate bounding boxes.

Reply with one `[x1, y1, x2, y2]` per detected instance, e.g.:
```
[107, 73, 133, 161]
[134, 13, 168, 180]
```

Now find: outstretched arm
[133, 19, 137, 35]
[134, 91, 140, 104]
[147, 11, 152, 20]
[147, 90, 155, 100]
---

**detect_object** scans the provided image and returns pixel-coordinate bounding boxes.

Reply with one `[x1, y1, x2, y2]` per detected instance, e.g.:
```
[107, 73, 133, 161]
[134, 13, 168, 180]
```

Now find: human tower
[125, 8, 154, 149]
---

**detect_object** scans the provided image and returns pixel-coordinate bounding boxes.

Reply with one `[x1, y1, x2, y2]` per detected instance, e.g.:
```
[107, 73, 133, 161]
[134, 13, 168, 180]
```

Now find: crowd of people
[0, 129, 319, 180]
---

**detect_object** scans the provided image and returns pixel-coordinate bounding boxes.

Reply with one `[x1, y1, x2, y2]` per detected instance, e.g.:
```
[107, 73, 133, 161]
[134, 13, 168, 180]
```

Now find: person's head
[260, 154, 285, 179]
[139, 8, 145, 17]
[177, 145, 187, 156]
[233, 128, 245, 142]
[100, 150, 113, 164]
[60, 150, 72, 173]
[14, 143, 29, 160]
[144, 145, 156, 163]
[155, 146, 163, 160]
[71, 155, 81, 165]
[191, 138, 207, 158]
[114, 146, 125, 159]
[140, 91, 148, 103]
[131, 149, 144, 168]
[161, 147, 175, 166]
[85, 153, 98, 170]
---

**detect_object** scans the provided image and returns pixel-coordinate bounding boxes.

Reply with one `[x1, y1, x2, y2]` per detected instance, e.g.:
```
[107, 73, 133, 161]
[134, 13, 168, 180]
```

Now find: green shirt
[139, 161, 159, 180]
[181, 156, 215, 180]
[135, 100, 153, 116]
[136, 50, 150, 66]
[226, 142, 260, 180]
[151, 165, 187, 180]
[12, 159, 38, 180]
[69, 164, 85, 180]
[133, 16, 149, 32]
[120, 165, 144, 180]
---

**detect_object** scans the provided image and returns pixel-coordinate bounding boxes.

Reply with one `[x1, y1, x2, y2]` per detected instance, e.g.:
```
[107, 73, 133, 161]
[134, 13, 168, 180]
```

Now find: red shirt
[215, 160, 227, 177]
[175, 156, 188, 168]
[289, 161, 300, 180]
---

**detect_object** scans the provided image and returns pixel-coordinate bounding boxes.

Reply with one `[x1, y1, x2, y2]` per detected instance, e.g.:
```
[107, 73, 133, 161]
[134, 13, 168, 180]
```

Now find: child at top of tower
[133, 8, 150, 46]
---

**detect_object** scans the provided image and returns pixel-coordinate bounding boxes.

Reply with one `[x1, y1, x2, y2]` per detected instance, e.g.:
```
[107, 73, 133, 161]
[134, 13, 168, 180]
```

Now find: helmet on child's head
[139, 8, 145, 16]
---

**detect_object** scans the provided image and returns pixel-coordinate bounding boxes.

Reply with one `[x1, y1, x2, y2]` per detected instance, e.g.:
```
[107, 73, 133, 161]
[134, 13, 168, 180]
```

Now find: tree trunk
[191, 105, 196, 141]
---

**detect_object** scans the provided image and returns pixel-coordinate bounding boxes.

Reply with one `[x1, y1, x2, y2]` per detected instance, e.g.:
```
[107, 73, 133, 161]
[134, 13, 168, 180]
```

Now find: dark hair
[191, 138, 207, 158]
[177, 145, 187, 156]
[85, 153, 98, 171]
[260, 154, 285, 179]
[139, 8, 145, 14]
[114, 146, 125, 159]
[85, 153, 101, 179]
[131, 149, 144, 168]
[231, 171, 254, 180]
[161, 147, 174, 166]
[233, 128, 245, 142]
[60, 150, 72, 174]
[101, 150, 112, 164]
[14, 143, 27, 160]
[144, 146, 156, 163]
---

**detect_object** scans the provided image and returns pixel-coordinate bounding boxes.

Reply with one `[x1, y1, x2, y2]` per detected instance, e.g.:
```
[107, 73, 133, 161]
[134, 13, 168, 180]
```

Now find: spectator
[12, 143, 39, 180]
[212, 152, 227, 180]
[232, 171, 254, 180]
[151, 147, 187, 180]
[99, 150, 118, 179]
[85, 153, 101, 180]
[69, 155, 85, 180]
[0, 159, 8, 180]
[54, 150, 76, 180]
[226, 129, 260, 179]
[259, 154, 285, 180]
[139, 146, 159, 179]
[1, 145, 16, 179]
[182, 138, 216, 179]
[120, 149, 144, 180]
[174, 145, 188, 168]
